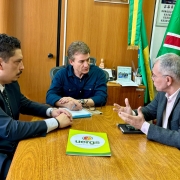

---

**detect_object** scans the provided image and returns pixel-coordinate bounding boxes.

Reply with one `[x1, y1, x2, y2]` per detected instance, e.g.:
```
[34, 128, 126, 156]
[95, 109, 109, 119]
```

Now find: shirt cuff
[140, 121, 150, 135]
[44, 118, 58, 133]
[46, 108, 53, 117]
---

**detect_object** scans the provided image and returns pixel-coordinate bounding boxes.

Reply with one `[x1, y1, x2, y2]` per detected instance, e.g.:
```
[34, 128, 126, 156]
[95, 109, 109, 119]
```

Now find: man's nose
[20, 61, 25, 70]
[83, 61, 89, 67]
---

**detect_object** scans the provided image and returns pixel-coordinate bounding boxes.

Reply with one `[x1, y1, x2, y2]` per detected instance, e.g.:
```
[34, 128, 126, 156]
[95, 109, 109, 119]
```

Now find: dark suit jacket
[0, 82, 49, 156]
[137, 91, 180, 149]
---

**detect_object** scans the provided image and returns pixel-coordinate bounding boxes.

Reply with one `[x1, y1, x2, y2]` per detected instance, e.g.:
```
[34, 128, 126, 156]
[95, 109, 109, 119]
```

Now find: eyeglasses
[151, 73, 169, 79]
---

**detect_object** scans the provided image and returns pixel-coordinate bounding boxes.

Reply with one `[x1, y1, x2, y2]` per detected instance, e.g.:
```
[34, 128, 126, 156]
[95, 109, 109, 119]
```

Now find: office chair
[64, 56, 96, 65]
[50, 66, 65, 80]
[103, 70, 109, 83]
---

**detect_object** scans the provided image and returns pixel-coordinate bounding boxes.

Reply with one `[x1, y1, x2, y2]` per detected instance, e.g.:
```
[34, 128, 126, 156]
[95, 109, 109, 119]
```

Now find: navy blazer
[139, 91, 180, 149]
[0, 82, 49, 156]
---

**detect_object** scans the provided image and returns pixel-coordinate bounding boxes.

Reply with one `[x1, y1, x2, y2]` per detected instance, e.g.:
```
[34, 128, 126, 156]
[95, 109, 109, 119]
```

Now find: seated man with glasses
[46, 41, 107, 111]
[114, 53, 180, 149]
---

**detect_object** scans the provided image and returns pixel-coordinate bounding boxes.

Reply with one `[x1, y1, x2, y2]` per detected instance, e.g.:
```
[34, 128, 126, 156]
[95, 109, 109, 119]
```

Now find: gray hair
[154, 53, 180, 80]
[67, 41, 90, 60]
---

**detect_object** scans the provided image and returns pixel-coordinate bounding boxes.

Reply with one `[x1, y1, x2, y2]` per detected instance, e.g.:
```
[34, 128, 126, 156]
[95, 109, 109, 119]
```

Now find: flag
[128, 0, 143, 49]
[128, 0, 154, 103]
[157, 0, 180, 56]
[138, 13, 154, 103]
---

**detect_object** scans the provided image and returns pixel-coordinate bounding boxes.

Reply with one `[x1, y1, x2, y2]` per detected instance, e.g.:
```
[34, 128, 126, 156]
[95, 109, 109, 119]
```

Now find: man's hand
[118, 106, 145, 129]
[113, 98, 132, 115]
[58, 97, 72, 104]
[51, 108, 73, 120]
[55, 113, 73, 128]
[55, 97, 82, 110]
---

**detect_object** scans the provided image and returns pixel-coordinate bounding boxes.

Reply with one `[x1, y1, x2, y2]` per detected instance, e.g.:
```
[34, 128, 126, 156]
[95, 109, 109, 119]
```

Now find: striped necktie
[1, 89, 13, 117]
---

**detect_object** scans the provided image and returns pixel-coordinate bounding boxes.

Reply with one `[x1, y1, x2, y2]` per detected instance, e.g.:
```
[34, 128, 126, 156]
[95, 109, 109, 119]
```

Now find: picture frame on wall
[156, 0, 176, 27]
[94, 0, 129, 4]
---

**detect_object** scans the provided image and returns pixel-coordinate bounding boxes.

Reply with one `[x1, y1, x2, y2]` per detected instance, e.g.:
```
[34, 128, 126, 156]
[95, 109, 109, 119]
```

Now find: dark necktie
[1, 89, 13, 117]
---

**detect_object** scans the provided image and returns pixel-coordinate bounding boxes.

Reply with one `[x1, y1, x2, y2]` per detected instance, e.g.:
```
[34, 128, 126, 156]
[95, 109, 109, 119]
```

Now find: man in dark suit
[114, 53, 180, 149]
[0, 34, 73, 179]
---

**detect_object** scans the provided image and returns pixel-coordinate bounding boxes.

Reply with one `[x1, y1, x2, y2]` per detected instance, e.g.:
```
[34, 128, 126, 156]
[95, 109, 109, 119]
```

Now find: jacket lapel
[5, 85, 17, 119]
[167, 91, 180, 126]
[157, 96, 167, 127]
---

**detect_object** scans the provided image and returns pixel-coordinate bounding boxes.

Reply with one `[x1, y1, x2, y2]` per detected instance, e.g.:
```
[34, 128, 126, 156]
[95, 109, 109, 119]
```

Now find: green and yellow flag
[128, 0, 154, 103]
[157, 0, 180, 56]
[128, 0, 142, 49]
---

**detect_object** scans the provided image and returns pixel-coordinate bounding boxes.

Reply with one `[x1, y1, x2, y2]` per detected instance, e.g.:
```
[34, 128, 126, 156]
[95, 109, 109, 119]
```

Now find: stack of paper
[116, 80, 138, 87]
[66, 129, 111, 156]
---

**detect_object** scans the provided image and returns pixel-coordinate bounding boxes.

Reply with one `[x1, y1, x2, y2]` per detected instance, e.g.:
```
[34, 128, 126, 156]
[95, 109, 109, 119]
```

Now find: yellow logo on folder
[66, 129, 111, 156]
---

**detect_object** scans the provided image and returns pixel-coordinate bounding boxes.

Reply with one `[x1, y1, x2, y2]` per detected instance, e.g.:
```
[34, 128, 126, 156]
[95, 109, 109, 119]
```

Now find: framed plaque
[156, 0, 176, 27]
[94, 0, 129, 4]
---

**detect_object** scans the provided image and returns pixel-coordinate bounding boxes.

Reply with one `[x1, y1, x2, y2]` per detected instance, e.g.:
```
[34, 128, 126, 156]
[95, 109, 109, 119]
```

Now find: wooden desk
[7, 106, 180, 180]
[107, 82, 145, 109]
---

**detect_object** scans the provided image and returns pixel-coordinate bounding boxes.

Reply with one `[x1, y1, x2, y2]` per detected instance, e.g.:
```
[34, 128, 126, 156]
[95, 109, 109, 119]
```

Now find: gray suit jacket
[137, 91, 180, 149]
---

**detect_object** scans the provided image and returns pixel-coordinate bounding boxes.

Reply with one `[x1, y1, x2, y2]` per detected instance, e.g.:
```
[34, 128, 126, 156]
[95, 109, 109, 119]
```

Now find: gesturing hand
[118, 106, 145, 130]
[113, 98, 132, 115]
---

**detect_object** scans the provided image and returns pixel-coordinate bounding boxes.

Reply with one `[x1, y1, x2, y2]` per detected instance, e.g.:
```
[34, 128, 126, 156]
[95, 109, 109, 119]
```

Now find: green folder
[66, 129, 111, 156]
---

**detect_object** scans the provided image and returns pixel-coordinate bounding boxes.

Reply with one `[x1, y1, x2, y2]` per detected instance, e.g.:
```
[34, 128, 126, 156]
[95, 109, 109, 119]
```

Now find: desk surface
[7, 106, 180, 180]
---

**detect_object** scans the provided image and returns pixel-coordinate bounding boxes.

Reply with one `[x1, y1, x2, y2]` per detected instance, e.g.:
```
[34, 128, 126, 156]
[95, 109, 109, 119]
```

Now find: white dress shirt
[141, 88, 180, 135]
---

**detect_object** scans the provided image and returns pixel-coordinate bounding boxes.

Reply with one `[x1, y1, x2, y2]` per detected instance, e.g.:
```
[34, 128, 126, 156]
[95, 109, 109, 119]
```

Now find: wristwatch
[49, 108, 57, 117]
[79, 99, 85, 105]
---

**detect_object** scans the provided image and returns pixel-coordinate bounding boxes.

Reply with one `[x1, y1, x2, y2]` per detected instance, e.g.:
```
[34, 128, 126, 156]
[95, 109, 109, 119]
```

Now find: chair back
[103, 70, 109, 83]
[50, 66, 65, 80]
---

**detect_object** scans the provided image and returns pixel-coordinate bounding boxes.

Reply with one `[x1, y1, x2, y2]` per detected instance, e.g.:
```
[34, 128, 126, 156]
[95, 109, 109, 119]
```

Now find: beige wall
[60, 0, 156, 69]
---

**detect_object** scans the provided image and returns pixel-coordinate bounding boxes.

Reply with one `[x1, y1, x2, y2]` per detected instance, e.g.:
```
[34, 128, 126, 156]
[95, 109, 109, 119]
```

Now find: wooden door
[0, 0, 58, 120]
[0, 0, 58, 103]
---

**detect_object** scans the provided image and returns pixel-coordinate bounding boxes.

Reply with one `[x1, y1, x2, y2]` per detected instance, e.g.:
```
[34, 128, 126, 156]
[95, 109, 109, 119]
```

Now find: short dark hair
[67, 41, 90, 60]
[0, 34, 21, 62]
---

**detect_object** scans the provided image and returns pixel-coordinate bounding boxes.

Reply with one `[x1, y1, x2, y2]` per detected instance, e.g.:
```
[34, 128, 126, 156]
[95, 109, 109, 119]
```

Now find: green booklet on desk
[62, 108, 92, 119]
[66, 129, 111, 156]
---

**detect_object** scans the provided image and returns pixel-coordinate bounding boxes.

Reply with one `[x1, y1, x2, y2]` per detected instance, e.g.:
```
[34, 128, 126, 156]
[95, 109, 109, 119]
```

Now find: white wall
[150, 0, 167, 65]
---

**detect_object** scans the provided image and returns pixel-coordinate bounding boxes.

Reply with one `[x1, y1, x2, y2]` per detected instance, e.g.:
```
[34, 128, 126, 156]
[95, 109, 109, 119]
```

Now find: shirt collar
[0, 84, 5, 93]
[165, 88, 180, 101]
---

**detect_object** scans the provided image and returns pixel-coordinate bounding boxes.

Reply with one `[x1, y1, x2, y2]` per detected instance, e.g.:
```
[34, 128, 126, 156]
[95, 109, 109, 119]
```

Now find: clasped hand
[51, 108, 73, 128]
[57, 97, 82, 111]
[113, 98, 145, 130]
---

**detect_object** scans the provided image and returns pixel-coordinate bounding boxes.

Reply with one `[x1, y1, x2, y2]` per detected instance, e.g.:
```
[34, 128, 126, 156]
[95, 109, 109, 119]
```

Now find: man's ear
[0, 58, 4, 70]
[69, 59, 74, 65]
[166, 76, 173, 86]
